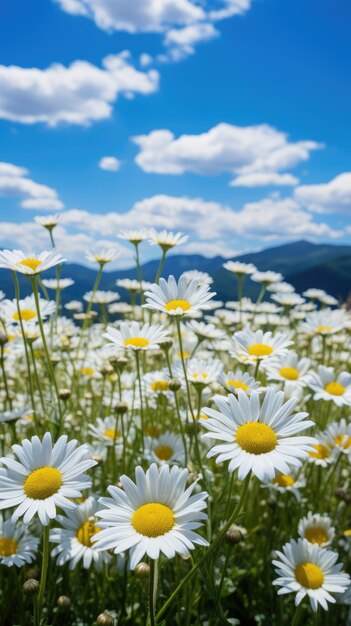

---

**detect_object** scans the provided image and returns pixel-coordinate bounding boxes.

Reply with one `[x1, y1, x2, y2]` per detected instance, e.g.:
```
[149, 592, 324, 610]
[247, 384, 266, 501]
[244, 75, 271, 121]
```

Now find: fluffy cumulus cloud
[99, 156, 121, 171]
[294, 172, 351, 214]
[133, 123, 322, 187]
[0, 52, 159, 126]
[0, 192, 340, 266]
[0, 162, 63, 210]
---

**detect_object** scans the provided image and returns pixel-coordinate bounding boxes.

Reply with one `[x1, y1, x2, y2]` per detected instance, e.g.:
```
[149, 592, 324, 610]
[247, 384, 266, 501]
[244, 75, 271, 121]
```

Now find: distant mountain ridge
[1, 240, 351, 304]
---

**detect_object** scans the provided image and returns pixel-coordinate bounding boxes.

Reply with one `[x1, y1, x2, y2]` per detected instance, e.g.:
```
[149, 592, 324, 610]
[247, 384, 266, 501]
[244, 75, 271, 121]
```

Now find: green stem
[135, 350, 145, 452]
[155, 250, 167, 285]
[0, 345, 12, 410]
[149, 559, 158, 626]
[155, 472, 251, 623]
[37, 524, 50, 625]
[291, 602, 304, 626]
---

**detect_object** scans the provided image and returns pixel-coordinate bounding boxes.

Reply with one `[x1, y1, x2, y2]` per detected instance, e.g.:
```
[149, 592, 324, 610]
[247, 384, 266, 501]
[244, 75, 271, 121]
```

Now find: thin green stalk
[155, 249, 167, 285]
[149, 559, 158, 626]
[165, 351, 188, 466]
[291, 602, 304, 626]
[0, 345, 12, 410]
[155, 472, 251, 623]
[135, 350, 145, 452]
[37, 524, 50, 626]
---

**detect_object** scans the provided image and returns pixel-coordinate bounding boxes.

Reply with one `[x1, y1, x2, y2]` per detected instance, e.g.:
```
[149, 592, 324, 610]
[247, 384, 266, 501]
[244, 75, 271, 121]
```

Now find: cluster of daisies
[0, 220, 350, 625]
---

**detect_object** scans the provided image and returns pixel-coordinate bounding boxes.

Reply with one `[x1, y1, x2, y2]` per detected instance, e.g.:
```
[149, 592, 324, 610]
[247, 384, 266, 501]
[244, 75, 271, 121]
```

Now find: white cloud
[133, 124, 322, 186]
[294, 172, 351, 214]
[0, 52, 159, 126]
[0, 161, 64, 210]
[163, 23, 219, 58]
[99, 156, 121, 171]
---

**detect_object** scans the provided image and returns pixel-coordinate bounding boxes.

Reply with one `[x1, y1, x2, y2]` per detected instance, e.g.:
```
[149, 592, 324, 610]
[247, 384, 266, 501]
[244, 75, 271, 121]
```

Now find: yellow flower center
[132, 503, 174, 537]
[272, 474, 295, 488]
[236, 422, 277, 454]
[13, 309, 36, 322]
[104, 429, 121, 440]
[151, 381, 169, 392]
[124, 337, 150, 348]
[177, 350, 190, 359]
[295, 562, 324, 589]
[305, 527, 328, 545]
[324, 382, 345, 396]
[24, 466, 62, 499]
[76, 521, 101, 547]
[317, 325, 332, 334]
[248, 343, 273, 357]
[165, 299, 191, 313]
[334, 434, 351, 449]
[0, 537, 18, 557]
[343, 530, 351, 537]
[192, 372, 208, 379]
[279, 367, 299, 381]
[17, 258, 42, 272]
[81, 367, 95, 376]
[226, 379, 249, 391]
[154, 445, 173, 460]
[309, 444, 330, 459]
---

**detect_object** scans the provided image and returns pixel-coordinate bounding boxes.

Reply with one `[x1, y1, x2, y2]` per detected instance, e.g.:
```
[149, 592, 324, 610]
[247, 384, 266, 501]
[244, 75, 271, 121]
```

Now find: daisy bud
[59, 388, 71, 400]
[0, 333, 8, 346]
[267, 495, 278, 508]
[344, 493, 351, 504]
[115, 401, 128, 415]
[97, 611, 114, 625]
[23, 579, 40, 596]
[225, 525, 244, 545]
[159, 338, 173, 352]
[335, 488, 347, 500]
[109, 356, 128, 373]
[57, 595, 71, 610]
[50, 355, 61, 367]
[186, 471, 197, 486]
[100, 365, 114, 377]
[85, 392, 93, 401]
[91, 455, 103, 464]
[134, 562, 150, 579]
[168, 378, 181, 392]
[152, 349, 164, 359]
[25, 568, 39, 580]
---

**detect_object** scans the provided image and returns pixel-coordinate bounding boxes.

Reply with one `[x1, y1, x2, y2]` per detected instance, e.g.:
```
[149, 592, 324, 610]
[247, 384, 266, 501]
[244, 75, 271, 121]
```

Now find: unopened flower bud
[159, 338, 173, 352]
[110, 356, 128, 373]
[57, 595, 71, 609]
[0, 333, 9, 347]
[97, 611, 114, 625]
[186, 472, 197, 486]
[115, 401, 128, 415]
[335, 488, 347, 500]
[267, 495, 277, 508]
[100, 365, 114, 377]
[50, 355, 61, 367]
[25, 567, 39, 580]
[134, 562, 150, 578]
[23, 579, 39, 596]
[168, 378, 181, 392]
[225, 525, 244, 545]
[91, 455, 103, 464]
[59, 388, 71, 400]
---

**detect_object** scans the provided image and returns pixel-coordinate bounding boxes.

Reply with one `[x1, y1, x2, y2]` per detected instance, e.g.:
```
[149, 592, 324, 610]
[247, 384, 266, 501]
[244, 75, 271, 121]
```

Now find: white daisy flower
[267, 281, 295, 294]
[264, 468, 305, 502]
[298, 513, 335, 547]
[200, 389, 316, 482]
[50, 497, 111, 571]
[186, 320, 225, 341]
[307, 366, 351, 407]
[42, 278, 75, 290]
[307, 437, 336, 468]
[264, 352, 311, 387]
[104, 322, 169, 352]
[182, 271, 213, 286]
[0, 433, 97, 526]
[231, 329, 293, 364]
[144, 432, 185, 465]
[324, 419, 351, 455]
[218, 369, 260, 395]
[273, 538, 350, 611]
[148, 230, 188, 251]
[303, 288, 327, 300]
[65, 300, 83, 312]
[144, 274, 216, 316]
[0, 249, 65, 275]
[92, 464, 208, 569]
[251, 271, 283, 285]
[88, 416, 129, 459]
[86, 249, 121, 266]
[0, 295, 56, 324]
[143, 370, 173, 397]
[300, 309, 346, 336]
[223, 261, 257, 275]
[0, 407, 33, 424]
[34, 214, 61, 230]
[271, 293, 305, 307]
[116, 279, 152, 292]
[119, 230, 149, 245]
[173, 357, 223, 386]
[0, 513, 39, 567]
[83, 290, 120, 304]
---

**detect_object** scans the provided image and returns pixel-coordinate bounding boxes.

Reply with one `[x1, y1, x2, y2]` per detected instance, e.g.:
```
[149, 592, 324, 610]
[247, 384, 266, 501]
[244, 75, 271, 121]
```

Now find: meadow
[0, 218, 350, 626]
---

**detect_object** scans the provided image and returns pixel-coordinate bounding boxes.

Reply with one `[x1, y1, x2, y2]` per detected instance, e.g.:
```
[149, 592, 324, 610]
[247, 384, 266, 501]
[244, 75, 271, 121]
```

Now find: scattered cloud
[99, 156, 121, 171]
[0, 52, 159, 126]
[133, 124, 322, 186]
[294, 172, 351, 214]
[0, 162, 64, 210]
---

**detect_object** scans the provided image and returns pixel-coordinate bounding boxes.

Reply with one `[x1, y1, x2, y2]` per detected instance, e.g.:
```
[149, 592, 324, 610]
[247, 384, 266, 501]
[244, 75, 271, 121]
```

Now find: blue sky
[0, 0, 350, 267]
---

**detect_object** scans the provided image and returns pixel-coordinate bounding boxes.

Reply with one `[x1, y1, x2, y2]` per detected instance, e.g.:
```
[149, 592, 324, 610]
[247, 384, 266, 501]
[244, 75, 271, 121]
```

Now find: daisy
[298, 513, 335, 547]
[104, 322, 169, 352]
[324, 419, 351, 455]
[264, 468, 305, 502]
[174, 357, 223, 386]
[83, 290, 120, 304]
[186, 320, 225, 341]
[42, 278, 75, 290]
[0, 433, 97, 526]
[271, 293, 305, 307]
[307, 437, 336, 468]
[86, 249, 121, 266]
[143, 370, 173, 396]
[264, 352, 311, 387]
[0, 513, 39, 567]
[92, 464, 208, 569]
[251, 271, 283, 285]
[200, 389, 316, 482]
[300, 309, 346, 336]
[144, 432, 185, 465]
[65, 300, 83, 312]
[182, 271, 213, 286]
[218, 369, 260, 395]
[50, 497, 111, 571]
[231, 329, 293, 364]
[223, 261, 257, 276]
[34, 214, 61, 231]
[0, 249, 65, 276]
[88, 416, 127, 457]
[119, 230, 149, 245]
[307, 366, 351, 407]
[267, 281, 295, 294]
[273, 538, 350, 611]
[148, 230, 188, 251]
[144, 274, 216, 316]
[0, 295, 56, 324]
[117, 279, 152, 292]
